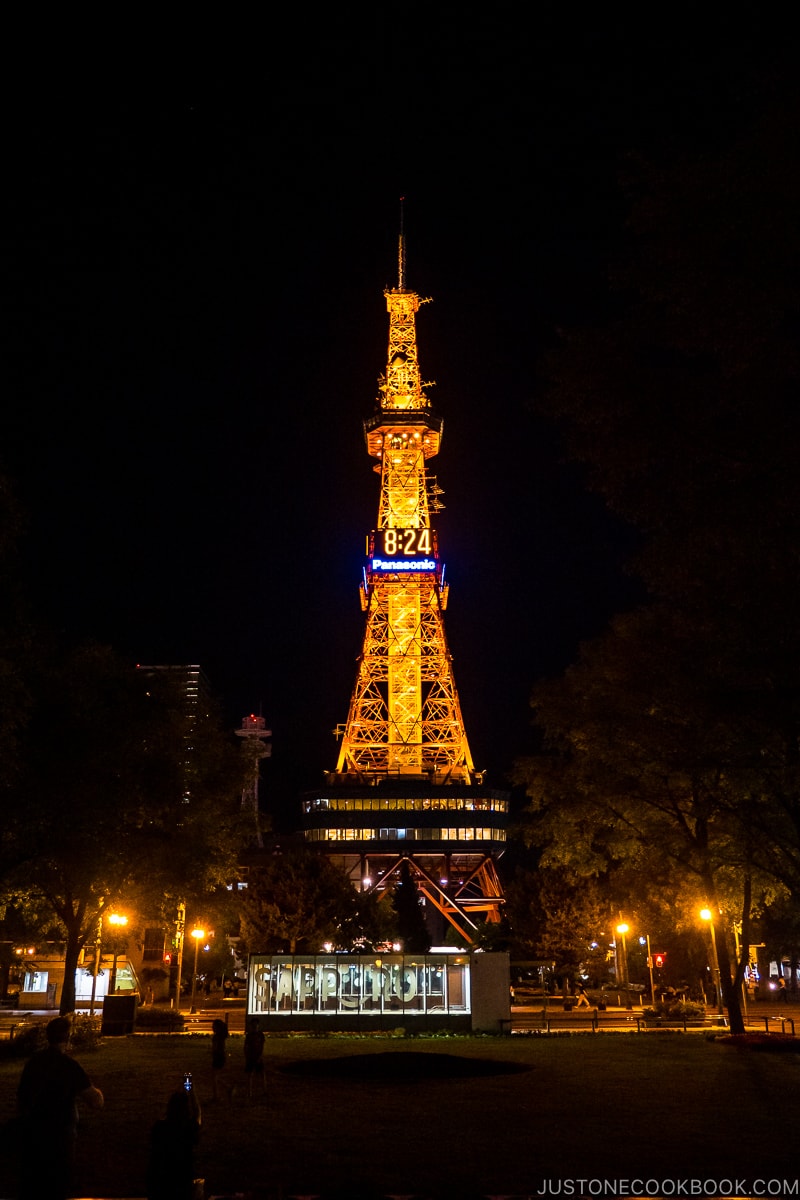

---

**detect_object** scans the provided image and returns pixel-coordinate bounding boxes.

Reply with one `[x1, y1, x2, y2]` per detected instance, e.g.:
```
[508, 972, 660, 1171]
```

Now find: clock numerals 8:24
[381, 528, 433, 556]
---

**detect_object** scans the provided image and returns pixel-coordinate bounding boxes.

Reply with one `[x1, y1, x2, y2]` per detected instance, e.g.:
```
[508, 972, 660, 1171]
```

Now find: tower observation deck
[302, 217, 507, 945]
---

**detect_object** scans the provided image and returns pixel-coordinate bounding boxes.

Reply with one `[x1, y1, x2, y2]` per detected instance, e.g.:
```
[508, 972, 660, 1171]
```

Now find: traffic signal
[653, 952, 666, 969]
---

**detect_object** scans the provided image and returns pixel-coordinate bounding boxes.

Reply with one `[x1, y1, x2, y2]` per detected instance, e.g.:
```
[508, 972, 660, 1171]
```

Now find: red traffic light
[654, 952, 666, 969]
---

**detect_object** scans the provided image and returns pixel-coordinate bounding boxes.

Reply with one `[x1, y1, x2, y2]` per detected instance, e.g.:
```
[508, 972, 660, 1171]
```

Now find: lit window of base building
[247, 951, 510, 1033]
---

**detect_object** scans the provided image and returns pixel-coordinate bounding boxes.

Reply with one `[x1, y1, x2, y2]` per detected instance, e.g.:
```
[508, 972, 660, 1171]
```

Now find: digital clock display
[368, 528, 439, 572]
[376, 528, 434, 557]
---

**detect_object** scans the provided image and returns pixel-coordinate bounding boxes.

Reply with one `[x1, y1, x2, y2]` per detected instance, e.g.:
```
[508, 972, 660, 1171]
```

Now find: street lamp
[643, 934, 656, 1009]
[616, 923, 632, 1010]
[732, 920, 748, 1017]
[107, 913, 128, 995]
[189, 927, 205, 1014]
[88, 913, 103, 1019]
[700, 908, 725, 1016]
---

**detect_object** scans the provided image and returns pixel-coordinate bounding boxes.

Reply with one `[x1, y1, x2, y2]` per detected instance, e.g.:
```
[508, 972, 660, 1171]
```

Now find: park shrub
[643, 999, 706, 1022]
[69, 1013, 103, 1051]
[719, 1032, 800, 1052]
[0, 1013, 102, 1061]
[0, 1022, 46, 1061]
[134, 1006, 185, 1032]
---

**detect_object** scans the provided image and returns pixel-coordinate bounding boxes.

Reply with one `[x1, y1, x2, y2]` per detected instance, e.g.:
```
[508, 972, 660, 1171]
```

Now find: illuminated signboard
[368, 528, 438, 573]
[371, 557, 437, 572]
[248, 953, 469, 1017]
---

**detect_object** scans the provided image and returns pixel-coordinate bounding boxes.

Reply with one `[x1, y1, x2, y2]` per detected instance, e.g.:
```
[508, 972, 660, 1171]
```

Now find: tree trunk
[56, 895, 95, 1016]
[701, 875, 748, 1036]
[60, 922, 81, 1015]
[716, 925, 745, 1035]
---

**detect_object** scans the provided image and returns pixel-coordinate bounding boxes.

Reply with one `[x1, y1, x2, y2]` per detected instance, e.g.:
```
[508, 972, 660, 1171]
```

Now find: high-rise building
[136, 663, 213, 804]
[135, 663, 212, 723]
[301, 222, 507, 945]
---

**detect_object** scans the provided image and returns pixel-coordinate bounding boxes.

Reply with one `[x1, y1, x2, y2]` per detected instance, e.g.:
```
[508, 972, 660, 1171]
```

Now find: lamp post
[616, 923, 632, 1010]
[107, 913, 128, 995]
[645, 934, 656, 1009]
[172, 901, 186, 1010]
[733, 920, 748, 1017]
[189, 928, 205, 1014]
[700, 908, 725, 1016]
[88, 914, 103, 1019]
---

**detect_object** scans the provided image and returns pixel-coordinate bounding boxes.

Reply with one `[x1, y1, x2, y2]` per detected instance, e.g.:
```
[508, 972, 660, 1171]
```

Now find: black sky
[5, 35, 791, 825]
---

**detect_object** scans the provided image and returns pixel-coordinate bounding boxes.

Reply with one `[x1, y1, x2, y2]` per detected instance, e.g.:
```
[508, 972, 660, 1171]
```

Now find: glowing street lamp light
[107, 913, 129, 995]
[616, 923, 632, 1009]
[189, 928, 205, 1014]
[700, 908, 725, 1016]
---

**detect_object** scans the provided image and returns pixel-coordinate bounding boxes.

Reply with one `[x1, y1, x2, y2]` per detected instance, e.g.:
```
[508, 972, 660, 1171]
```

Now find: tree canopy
[517, 93, 800, 1033]
[1, 640, 248, 1012]
[238, 847, 394, 956]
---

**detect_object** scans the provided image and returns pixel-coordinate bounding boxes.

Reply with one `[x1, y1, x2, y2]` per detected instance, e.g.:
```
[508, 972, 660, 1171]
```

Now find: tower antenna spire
[398, 195, 406, 291]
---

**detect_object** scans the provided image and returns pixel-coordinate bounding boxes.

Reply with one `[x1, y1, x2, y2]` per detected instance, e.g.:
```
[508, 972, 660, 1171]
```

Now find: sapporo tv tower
[301, 207, 508, 946]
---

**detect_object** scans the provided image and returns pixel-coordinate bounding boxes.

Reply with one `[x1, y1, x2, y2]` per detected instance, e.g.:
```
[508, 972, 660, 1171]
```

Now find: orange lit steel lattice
[306, 215, 507, 944]
[333, 246, 475, 785]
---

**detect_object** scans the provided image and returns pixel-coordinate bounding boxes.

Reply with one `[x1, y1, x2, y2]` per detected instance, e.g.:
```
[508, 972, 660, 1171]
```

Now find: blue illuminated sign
[371, 557, 437, 572]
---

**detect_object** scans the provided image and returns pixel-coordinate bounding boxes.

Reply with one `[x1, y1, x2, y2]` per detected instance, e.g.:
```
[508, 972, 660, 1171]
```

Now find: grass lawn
[2, 1031, 799, 1197]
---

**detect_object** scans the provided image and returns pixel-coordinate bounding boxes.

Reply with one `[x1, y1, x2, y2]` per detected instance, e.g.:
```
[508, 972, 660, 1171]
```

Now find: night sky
[5, 35, 792, 826]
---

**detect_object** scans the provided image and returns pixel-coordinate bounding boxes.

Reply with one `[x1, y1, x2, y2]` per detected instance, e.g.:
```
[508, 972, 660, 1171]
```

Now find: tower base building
[303, 784, 507, 946]
[247, 949, 510, 1033]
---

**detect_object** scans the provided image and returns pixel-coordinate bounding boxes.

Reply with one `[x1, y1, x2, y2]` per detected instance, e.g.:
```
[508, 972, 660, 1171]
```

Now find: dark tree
[0, 473, 32, 799]
[519, 95, 800, 1035]
[1, 642, 247, 1013]
[505, 865, 614, 982]
[238, 847, 389, 955]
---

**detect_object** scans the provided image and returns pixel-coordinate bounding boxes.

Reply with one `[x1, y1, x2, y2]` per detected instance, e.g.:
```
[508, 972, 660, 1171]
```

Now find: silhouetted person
[146, 1085, 201, 1200]
[17, 1016, 104, 1200]
[244, 1017, 266, 1098]
[211, 1018, 231, 1101]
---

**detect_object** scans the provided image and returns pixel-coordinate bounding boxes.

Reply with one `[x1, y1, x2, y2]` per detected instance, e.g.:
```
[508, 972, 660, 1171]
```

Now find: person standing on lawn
[243, 1017, 267, 1098]
[16, 1016, 104, 1200]
[211, 1018, 231, 1101]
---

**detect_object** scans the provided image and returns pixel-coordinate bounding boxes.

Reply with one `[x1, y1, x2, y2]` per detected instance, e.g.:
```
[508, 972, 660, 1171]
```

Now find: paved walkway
[511, 995, 799, 1032]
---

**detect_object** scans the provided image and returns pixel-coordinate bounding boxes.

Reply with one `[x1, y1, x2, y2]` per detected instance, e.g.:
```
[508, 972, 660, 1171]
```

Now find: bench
[641, 1014, 729, 1031]
[503, 1009, 730, 1034]
[0, 1013, 33, 1040]
[502, 1010, 645, 1034]
[759, 1015, 796, 1035]
[182, 1012, 229, 1032]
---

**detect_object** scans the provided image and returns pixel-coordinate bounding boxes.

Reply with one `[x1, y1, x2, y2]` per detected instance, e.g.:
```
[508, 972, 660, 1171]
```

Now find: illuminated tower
[333, 223, 475, 784]
[303, 215, 507, 944]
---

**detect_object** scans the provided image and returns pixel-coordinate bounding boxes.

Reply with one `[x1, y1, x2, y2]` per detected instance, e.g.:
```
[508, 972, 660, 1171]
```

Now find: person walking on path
[16, 1015, 104, 1200]
[575, 983, 591, 1008]
[244, 1017, 267, 1098]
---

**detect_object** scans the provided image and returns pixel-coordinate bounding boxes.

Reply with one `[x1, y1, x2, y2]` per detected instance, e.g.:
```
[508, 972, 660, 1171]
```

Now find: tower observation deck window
[305, 827, 507, 844]
[303, 795, 508, 815]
